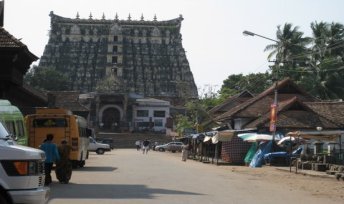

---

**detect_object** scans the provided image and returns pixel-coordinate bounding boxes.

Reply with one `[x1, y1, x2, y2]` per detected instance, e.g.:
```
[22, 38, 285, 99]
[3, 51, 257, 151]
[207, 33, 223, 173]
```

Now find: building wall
[132, 104, 170, 132]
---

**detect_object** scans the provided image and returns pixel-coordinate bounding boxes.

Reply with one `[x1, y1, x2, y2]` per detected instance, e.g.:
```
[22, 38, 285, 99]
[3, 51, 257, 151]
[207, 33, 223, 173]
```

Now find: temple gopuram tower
[39, 12, 198, 103]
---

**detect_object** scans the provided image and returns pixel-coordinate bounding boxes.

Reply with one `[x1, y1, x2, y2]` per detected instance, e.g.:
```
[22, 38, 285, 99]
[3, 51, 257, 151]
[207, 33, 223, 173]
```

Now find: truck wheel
[79, 160, 85, 167]
[96, 148, 105, 154]
[72, 161, 79, 168]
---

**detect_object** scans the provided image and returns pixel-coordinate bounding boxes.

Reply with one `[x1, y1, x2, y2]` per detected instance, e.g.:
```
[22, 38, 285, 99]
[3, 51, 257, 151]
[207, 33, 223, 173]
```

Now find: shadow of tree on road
[48, 183, 204, 201]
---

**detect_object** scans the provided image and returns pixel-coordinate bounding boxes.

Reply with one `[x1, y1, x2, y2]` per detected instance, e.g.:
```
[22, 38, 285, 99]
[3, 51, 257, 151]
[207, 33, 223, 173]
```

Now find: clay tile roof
[208, 90, 253, 117]
[305, 101, 344, 127]
[214, 78, 317, 122]
[0, 27, 38, 60]
[245, 97, 339, 129]
[49, 91, 89, 112]
[0, 27, 25, 48]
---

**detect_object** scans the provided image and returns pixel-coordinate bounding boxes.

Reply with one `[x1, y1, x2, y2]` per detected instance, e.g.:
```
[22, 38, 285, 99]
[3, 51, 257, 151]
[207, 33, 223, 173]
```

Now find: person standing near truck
[40, 134, 60, 185]
[56, 140, 72, 184]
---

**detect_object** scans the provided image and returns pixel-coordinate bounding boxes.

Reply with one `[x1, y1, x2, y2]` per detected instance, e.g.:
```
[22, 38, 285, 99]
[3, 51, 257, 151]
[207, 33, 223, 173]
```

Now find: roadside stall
[287, 130, 344, 173]
[219, 130, 254, 165]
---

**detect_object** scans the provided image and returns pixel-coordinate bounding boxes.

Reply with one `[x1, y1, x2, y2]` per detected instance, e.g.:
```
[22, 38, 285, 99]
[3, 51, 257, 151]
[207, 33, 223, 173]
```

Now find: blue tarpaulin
[249, 141, 272, 168]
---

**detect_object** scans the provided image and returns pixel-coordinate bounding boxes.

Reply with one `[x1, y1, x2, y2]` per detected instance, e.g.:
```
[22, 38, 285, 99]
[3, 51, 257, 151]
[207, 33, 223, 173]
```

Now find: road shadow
[48, 183, 204, 201]
[74, 166, 117, 172]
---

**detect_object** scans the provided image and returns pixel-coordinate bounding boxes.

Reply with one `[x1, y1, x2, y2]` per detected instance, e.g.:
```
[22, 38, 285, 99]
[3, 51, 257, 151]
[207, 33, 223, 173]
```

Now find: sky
[4, 0, 344, 92]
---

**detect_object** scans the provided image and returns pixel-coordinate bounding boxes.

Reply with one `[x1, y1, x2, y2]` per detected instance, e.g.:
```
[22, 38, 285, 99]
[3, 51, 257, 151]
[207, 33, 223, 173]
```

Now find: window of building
[137, 110, 149, 117]
[112, 56, 118, 64]
[154, 119, 163, 127]
[112, 67, 117, 75]
[154, 111, 165, 117]
[114, 36, 118, 42]
[113, 46, 118, 53]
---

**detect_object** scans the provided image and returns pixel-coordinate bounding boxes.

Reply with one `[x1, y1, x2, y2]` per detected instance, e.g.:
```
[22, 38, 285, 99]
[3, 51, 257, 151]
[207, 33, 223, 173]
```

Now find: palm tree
[304, 21, 344, 100]
[310, 21, 329, 61]
[264, 23, 312, 81]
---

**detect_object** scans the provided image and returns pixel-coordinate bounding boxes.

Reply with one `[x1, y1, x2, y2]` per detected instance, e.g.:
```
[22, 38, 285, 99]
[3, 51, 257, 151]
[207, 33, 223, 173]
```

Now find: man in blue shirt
[40, 134, 60, 185]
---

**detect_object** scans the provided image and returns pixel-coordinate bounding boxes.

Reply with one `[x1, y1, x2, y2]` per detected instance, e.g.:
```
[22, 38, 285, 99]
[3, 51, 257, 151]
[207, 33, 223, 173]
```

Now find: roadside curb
[275, 167, 336, 179]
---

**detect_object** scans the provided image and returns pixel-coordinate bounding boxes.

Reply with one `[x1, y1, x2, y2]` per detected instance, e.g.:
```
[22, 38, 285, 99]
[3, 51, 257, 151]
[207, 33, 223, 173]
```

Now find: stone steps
[96, 132, 173, 149]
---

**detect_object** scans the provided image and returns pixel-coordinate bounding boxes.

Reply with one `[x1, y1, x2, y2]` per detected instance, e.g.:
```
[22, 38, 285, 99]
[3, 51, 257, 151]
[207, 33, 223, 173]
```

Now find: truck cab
[0, 121, 49, 204]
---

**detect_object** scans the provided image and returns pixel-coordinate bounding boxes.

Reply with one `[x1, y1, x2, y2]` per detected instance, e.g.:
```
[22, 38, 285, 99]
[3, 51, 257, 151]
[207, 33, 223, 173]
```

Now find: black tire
[72, 161, 79, 168]
[96, 148, 105, 154]
[158, 148, 165, 152]
[171, 150, 176, 153]
[79, 160, 85, 167]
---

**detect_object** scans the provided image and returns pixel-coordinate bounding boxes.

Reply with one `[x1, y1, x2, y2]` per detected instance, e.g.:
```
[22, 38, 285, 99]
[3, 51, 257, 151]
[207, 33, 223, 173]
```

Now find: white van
[0, 121, 49, 204]
[88, 137, 111, 155]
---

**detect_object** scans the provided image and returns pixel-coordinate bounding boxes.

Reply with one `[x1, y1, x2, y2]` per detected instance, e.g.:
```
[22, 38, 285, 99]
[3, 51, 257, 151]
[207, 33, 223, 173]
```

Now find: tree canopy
[24, 66, 71, 91]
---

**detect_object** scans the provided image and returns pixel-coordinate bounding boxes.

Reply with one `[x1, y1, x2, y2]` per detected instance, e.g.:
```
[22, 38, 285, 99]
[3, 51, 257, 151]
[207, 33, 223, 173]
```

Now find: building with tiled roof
[305, 101, 344, 128]
[214, 78, 318, 130]
[0, 26, 47, 114]
[244, 97, 339, 131]
[208, 90, 254, 118]
[47, 91, 89, 118]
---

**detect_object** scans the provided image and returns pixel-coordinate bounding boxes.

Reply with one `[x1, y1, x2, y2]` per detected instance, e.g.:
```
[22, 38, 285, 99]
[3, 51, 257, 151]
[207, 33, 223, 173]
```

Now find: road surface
[47, 149, 342, 204]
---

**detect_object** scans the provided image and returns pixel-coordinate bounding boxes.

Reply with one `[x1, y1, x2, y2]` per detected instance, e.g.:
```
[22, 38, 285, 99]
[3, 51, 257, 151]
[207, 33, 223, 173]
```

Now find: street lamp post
[243, 30, 279, 145]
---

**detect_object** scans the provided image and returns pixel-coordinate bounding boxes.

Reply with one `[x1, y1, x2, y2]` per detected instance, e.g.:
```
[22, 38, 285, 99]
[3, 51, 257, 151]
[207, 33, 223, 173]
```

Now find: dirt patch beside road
[216, 164, 344, 201]
[166, 151, 344, 202]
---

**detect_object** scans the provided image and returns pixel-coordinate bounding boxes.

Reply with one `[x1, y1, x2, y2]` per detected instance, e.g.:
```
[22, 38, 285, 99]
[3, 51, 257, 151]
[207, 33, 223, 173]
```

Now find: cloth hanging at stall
[287, 130, 344, 141]
[211, 130, 237, 144]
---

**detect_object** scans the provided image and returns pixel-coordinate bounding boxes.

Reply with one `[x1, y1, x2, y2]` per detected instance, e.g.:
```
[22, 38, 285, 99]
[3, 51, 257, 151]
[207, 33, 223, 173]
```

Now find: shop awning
[287, 130, 344, 141]
[211, 130, 237, 144]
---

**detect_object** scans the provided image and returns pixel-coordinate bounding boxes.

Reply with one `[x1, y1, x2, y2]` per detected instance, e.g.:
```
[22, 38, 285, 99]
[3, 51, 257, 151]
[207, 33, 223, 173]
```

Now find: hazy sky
[4, 0, 344, 91]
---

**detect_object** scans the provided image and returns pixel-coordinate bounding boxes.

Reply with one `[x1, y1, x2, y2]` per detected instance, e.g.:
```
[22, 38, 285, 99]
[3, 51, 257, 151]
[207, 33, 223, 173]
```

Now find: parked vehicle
[264, 147, 303, 165]
[155, 142, 184, 153]
[88, 137, 111, 154]
[96, 138, 115, 149]
[25, 108, 90, 168]
[0, 99, 28, 146]
[0, 121, 49, 204]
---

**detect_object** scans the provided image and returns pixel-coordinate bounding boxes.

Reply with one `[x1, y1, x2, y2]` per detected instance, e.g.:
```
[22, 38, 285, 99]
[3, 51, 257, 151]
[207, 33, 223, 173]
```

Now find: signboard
[269, 104, 277, 132]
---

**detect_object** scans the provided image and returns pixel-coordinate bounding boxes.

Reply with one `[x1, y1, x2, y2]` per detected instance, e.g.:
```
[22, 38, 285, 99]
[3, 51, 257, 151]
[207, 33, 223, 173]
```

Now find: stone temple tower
[39, 11, 198, 103]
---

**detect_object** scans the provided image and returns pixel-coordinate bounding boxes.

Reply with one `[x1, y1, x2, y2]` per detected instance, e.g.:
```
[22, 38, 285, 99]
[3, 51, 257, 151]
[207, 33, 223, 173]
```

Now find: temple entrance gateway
[102, 107, 120, 130]
[99, 105, 123, 132]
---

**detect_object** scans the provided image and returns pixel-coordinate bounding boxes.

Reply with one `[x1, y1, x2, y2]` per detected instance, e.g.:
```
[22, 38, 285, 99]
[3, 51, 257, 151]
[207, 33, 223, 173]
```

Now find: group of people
[40, 134, 72, 185]
[135, 139, 151, 154]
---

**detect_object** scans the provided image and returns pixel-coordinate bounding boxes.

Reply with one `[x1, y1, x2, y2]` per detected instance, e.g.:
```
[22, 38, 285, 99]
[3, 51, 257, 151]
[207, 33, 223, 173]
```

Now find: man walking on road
[142, 139, 150, 154]
[40, 134, 60, 185]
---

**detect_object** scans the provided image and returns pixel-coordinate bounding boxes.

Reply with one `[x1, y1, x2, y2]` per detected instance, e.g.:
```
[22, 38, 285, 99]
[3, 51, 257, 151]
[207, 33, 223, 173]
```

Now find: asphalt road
[47, 149, 339, 204]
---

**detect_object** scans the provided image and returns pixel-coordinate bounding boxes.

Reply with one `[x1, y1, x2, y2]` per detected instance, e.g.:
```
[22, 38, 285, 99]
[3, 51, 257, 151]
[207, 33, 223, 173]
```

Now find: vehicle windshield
[0, 122, 10, 139]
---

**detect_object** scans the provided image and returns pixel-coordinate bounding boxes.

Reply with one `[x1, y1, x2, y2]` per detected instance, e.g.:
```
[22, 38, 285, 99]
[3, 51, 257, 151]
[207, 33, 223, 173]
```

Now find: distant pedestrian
[142, 139, 150, 154]
[55, 140, 72, 184]
[40, 134, 60, 185]
[181, 142, 190, 162]
[135, 140, 141, 151]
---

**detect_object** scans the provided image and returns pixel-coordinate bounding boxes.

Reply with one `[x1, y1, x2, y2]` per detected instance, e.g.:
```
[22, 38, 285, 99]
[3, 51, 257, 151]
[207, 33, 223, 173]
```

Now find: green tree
[218, 72, 272, 102]
[24, 66, 70, 91]
[301, 21, 344, 99]
[265, 23, 312, 81]
[175, 114, 194, 136]
[198, 84, 220, 109]
[300, 56, 344, 99]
